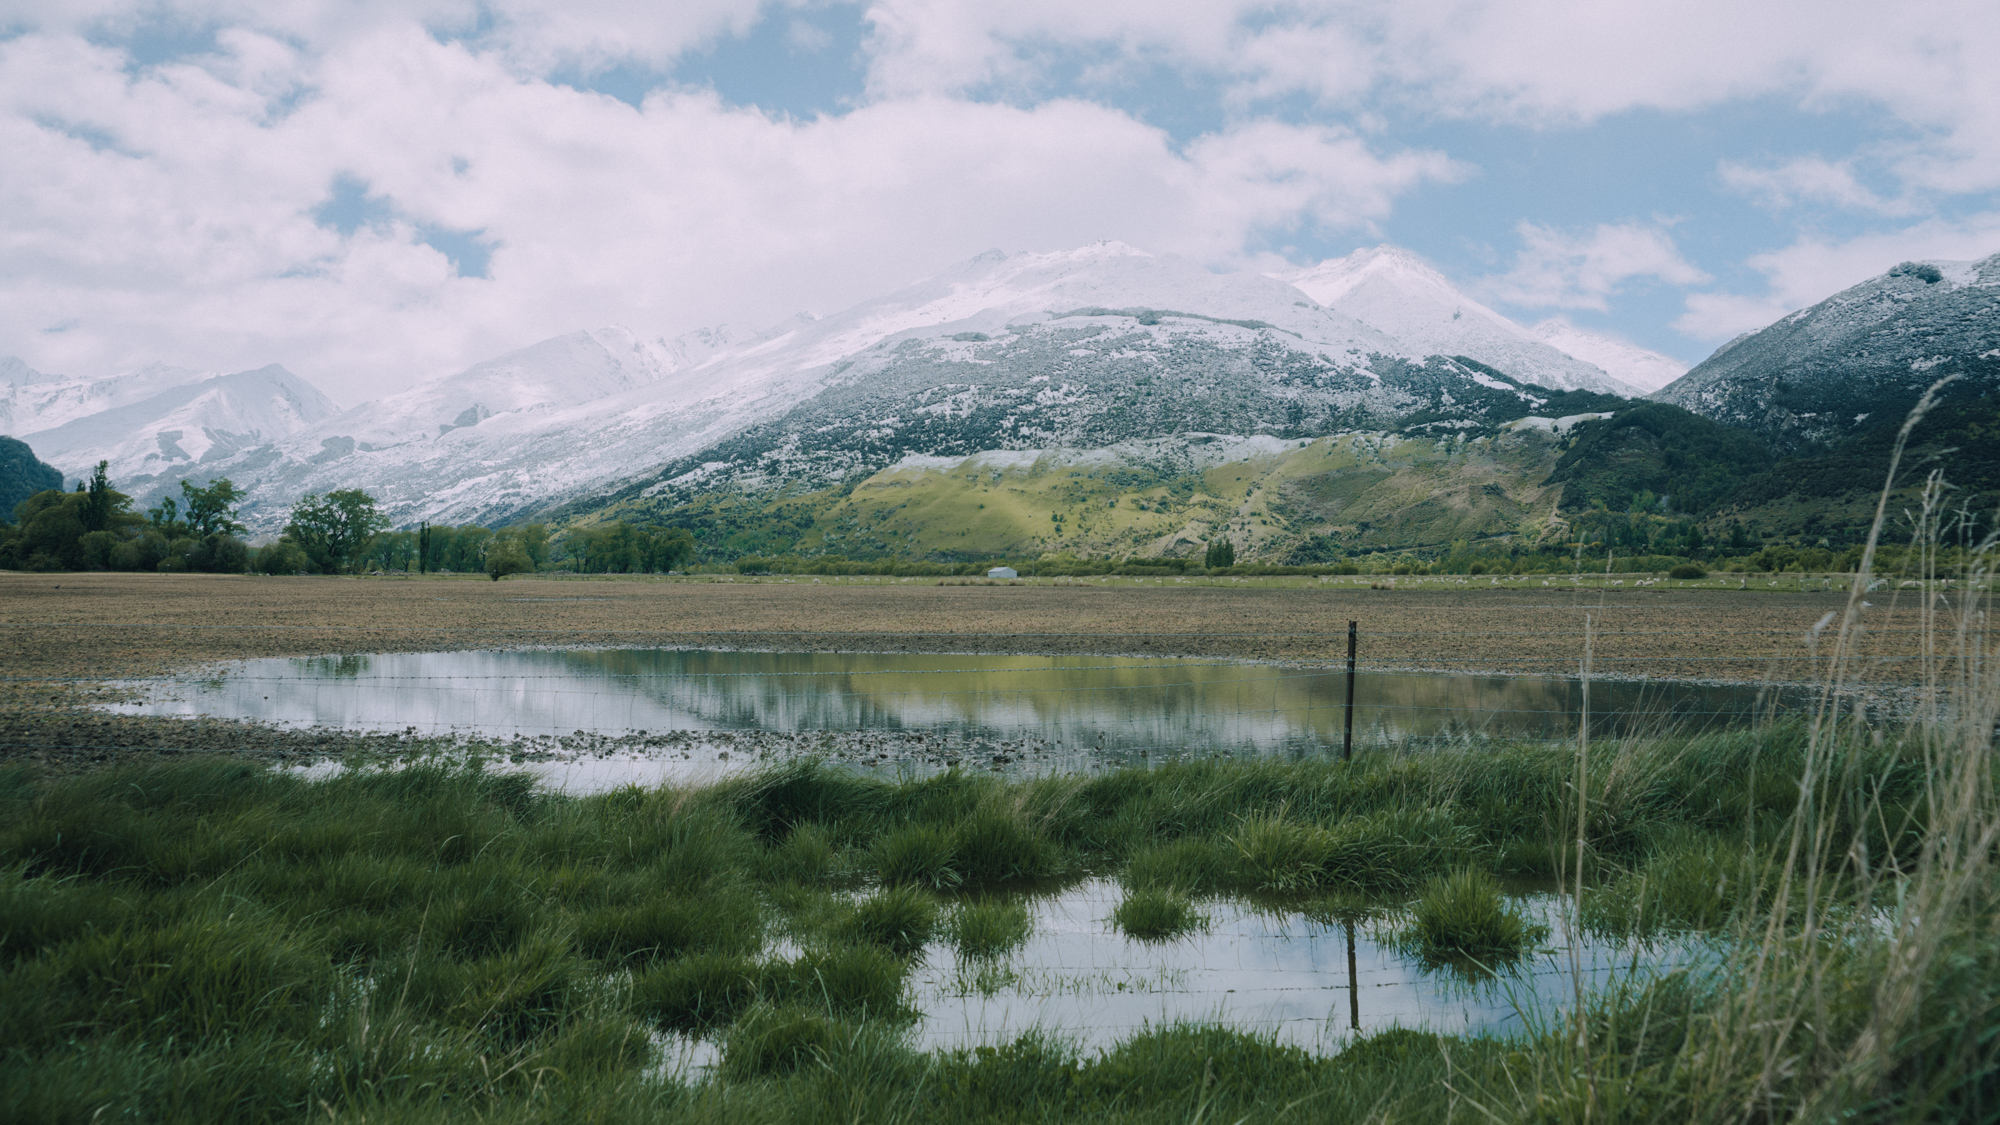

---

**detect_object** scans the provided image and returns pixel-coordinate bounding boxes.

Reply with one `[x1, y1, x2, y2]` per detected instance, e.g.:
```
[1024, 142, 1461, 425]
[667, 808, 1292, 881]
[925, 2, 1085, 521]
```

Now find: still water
[657, 879, 1711, 1074]
[115, 648, 1798, 785]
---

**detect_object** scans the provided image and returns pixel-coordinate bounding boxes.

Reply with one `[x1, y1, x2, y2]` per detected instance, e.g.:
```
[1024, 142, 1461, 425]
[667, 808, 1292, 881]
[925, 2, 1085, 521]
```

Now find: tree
[81, 461, 116, 533]
[486, 539, 532, 581]
[1204, 537, 1236, 568]
[285, 489, 389, 574]
[180, 478, 246, 538]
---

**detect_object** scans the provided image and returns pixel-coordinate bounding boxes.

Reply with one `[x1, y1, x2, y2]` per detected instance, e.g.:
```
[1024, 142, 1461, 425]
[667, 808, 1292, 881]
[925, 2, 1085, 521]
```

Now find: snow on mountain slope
[1654, 253, 2000, 449]
[2, 359, 210, 438]
[309, 327, 689, 448]
[1276, 246, 1644, 397]
[190, 242, 1559, 535]
[1530, 321, 1688, 393]
[22, 365, 339, 483]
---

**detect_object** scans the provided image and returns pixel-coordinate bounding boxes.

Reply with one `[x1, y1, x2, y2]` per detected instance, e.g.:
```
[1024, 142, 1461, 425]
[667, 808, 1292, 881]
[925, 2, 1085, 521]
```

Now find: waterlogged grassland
[4, 718, 1990, 1123]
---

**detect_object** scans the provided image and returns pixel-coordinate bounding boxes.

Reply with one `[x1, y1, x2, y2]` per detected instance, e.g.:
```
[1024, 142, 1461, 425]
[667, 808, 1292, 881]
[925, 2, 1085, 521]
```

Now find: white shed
[986, 566, 1018, 579]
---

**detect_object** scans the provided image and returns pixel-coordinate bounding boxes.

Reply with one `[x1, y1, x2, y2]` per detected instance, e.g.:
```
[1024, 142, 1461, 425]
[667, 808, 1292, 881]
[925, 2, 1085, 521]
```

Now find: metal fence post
[1343, 620, 1357, 762]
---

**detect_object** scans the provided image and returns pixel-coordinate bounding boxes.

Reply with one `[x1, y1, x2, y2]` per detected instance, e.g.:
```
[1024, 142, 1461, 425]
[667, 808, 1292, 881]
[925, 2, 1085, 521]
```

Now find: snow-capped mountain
[1655, 254, 2000, 449]
[2, 359, 209, 438]
[1530, 320, 1687, 393]
[1276, 246, 1644, 397]
[309, 327, 688, 449]
[180, 241, 1606, 534]
[19, 365, 339, 486]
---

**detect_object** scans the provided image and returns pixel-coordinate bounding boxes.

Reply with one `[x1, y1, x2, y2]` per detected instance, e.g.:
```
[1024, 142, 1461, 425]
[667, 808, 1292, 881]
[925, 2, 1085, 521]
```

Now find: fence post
[1343, 620, 1357, 762]
[1345, 917, 1361, 1029]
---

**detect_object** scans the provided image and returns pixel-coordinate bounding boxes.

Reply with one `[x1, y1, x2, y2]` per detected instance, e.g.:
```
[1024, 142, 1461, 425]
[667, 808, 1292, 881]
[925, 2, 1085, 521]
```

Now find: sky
[2, 0, 1997, 404]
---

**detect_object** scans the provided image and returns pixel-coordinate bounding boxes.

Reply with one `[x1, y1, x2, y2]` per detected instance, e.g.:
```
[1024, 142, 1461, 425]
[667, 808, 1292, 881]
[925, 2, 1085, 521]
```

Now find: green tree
[285, 489, 389, 574]
[81, 461, 116, 533]
[1204, 537, 1236, 568]
[486, 539, 532, 581]
[180, 478, 246, 538]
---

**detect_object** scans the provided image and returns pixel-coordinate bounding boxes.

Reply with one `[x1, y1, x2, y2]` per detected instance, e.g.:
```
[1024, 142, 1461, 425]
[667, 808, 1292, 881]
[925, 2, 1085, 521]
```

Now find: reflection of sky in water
[904, 881, 1707, 1055]
[114, 649, 1799, 759]
[644, 881, 1712, 1075]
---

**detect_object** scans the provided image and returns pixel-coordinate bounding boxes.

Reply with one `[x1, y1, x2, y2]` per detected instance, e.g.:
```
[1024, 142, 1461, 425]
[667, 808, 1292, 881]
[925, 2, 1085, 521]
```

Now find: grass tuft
[873, 823, 960, 889]
[838, 885, 938, 957]
[1403, 869, 1545, 967]
[1113, 888, 1207, 941]
[948, 898, 1032, 958]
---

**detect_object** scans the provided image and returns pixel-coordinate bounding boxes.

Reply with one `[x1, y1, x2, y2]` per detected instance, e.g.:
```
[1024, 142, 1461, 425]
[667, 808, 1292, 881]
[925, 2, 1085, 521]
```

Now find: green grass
[1401, 868, 1547, 968]
[837, 886, 938, 957]
[947, 898, 1032, 958]
[0, 711, 1988, 1123]
[1112, 889, 1207, 941]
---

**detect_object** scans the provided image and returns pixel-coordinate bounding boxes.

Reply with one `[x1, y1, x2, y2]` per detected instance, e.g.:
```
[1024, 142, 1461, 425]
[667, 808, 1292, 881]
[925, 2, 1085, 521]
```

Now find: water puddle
[658, 880, 1708, 1075]
[113, 650, 1799, 789]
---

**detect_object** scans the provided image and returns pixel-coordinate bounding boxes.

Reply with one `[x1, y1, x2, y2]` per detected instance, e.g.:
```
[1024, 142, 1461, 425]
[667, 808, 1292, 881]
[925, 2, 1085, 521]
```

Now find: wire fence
[4, 617, 1937, 775]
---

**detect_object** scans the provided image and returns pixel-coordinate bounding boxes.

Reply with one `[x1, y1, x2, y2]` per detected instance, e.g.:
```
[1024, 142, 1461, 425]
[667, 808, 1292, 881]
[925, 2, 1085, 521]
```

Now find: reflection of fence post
[1345, 917, 1360, 1030]
[1343, 621, 1357, 762]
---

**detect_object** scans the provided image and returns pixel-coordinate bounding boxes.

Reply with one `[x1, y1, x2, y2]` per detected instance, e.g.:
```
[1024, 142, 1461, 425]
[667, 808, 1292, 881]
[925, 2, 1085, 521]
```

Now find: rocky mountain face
[1654, 254, 2000, 451]
[564, 244, 1624, 523]
[94, 242, 1632, 537]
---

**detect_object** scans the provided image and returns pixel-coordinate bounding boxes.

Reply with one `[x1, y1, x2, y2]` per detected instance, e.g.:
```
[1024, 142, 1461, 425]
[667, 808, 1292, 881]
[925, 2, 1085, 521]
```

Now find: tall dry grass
[1492, 378, 2000, 1124]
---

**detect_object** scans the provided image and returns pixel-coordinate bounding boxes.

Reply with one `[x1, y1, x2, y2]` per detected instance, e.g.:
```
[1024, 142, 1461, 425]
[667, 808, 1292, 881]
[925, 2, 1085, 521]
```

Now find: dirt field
[1, 571, 1934, 772]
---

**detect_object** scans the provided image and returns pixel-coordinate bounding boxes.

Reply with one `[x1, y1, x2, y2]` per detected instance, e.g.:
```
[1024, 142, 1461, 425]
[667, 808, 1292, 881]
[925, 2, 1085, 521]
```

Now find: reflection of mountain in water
[120, 649, 1797, 751]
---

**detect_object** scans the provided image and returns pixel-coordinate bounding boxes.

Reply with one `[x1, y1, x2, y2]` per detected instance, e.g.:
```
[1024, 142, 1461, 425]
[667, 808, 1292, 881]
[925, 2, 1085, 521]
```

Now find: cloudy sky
[3, 0, 1996, 402]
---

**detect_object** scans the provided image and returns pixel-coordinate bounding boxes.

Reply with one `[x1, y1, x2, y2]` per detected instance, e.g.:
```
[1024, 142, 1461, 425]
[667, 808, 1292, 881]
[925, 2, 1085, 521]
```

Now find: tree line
[0, 465, 695, 578]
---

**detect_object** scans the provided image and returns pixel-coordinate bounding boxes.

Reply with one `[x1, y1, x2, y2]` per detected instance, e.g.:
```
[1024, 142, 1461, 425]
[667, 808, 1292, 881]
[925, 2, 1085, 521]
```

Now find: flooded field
[111, 648, 1806, 785]
[658, 880, 1710, 1074]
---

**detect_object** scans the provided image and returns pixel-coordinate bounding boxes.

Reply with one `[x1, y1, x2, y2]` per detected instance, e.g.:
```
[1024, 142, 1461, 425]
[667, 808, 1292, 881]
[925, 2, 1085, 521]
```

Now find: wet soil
[0, 571, 1922, 775]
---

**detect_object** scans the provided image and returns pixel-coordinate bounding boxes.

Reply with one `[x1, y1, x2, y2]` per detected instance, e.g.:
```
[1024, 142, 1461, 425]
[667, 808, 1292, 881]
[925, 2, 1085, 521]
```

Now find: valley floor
[0, 571, 1911, 687]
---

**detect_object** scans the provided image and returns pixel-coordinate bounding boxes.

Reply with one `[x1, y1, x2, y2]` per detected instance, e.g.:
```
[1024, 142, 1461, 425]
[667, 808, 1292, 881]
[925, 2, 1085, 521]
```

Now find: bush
[255, 540, 313, 575]
[486, 540, 532, 581]
[1669, 563, 1707, 579]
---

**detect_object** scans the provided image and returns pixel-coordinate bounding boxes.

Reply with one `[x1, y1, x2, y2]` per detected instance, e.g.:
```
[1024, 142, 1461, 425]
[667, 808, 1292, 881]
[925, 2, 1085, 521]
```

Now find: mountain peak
[1273, 245, 1639, 396]
[1280, 244, 1458, 307]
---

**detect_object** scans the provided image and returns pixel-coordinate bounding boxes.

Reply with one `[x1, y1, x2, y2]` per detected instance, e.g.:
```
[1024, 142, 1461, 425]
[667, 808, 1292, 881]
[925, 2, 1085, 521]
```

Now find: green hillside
[538, 369, 2000, 568]
[571, 424, 1578, 563]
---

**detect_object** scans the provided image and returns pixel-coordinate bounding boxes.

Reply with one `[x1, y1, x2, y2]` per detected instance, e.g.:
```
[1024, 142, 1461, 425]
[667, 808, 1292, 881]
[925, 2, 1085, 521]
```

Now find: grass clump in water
[948, 898, 1032, 958]
[873, 823, 960, 889]
[1403, 869, 1546, 968]
[1113, 888, 1207, 941]
[837, 885, 938, 957]
[722, 1004, 841, 1077]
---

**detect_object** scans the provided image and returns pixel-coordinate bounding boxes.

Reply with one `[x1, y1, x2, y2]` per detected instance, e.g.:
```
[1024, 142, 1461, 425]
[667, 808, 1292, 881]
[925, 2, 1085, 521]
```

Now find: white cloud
[856, 0, 2000, 199]
[1674, 212, 2000, 341]
[1718, 156, 1911, 215]
[1483, 222, 1709, 311]
[0, 22, 1454, 399]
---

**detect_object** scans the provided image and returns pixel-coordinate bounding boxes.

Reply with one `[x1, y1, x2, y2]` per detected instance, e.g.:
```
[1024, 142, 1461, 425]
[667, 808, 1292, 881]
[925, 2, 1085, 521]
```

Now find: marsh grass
[947, 898, 1032, 958]
[5, 427, 1996, 1125]
[838, 886, 938, 957]
[1112, 888, 1207, 941]
[1401, 868, 1547, 970]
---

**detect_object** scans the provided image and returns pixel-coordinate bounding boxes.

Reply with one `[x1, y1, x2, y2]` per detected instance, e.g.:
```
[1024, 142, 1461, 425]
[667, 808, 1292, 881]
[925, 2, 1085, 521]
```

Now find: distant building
[987, 566, 1018, 579]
